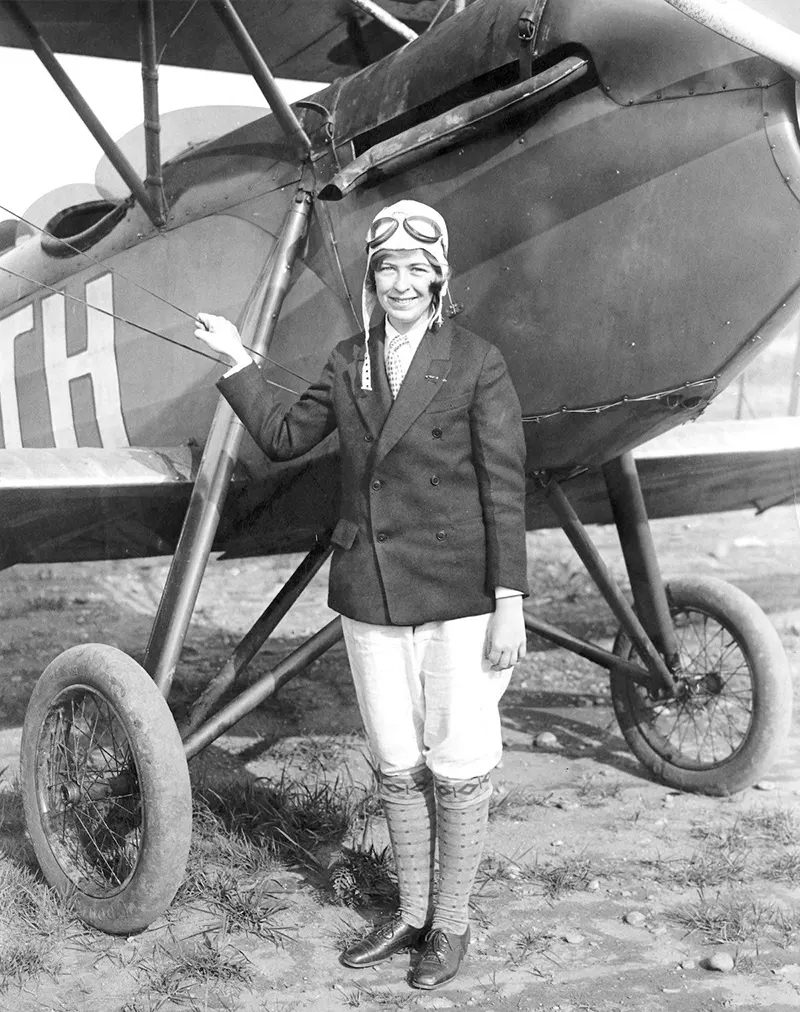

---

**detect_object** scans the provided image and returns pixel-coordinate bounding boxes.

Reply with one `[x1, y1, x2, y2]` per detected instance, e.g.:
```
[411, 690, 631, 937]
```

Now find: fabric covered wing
[0, 1, 441, 82]
[527, 419, 800, 527]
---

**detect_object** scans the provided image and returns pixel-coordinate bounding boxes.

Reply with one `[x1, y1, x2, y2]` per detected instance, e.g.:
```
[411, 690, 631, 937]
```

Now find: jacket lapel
[375, 321, 454, 463]
[346, 324, 392, 439]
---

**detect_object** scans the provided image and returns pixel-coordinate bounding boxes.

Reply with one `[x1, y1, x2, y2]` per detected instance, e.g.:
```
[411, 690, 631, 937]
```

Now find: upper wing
[0, 1, 442, 82]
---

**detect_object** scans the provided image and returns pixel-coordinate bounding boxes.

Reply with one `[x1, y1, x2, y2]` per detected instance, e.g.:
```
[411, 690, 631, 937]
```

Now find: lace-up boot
[340, 913, 427, 968]
[410, 926, 470, 989]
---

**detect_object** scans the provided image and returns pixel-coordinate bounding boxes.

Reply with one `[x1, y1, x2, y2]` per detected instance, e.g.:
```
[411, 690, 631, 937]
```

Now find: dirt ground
[0, 504, 799, 1012]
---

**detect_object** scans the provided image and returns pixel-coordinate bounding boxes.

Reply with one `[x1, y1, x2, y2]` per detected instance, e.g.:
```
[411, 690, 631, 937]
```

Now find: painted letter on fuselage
[0, 304, 33, 447]
[42, 273, 128, 448]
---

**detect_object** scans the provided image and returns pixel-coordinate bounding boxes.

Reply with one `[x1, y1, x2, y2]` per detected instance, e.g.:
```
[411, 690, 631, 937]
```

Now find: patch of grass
[769, 905, 800, 948]
[337, 981, 413, 1008]
[675, 845, 750, 889]
[670, 891, 795, 945]
[0, 595, 72, 618]
[763, 849, 800, 884]
[201, 873, 291, 944]
[576, 774, 624, 805]
[0, 862, 79, 991]
[192, 774, 357, 872]
[476, 853, 531, 888]
[0, 861, 77, 939]
[327, 843, 398, 909]
[268, 735, 360, 777]
[0, 784, 37, 867]
[0, 933, 60, 992]
[508, 927, 556, 967]
[134, 930, 252, 1010]
[535, 856, 593, 899]
[489, 787, 555, 820]
[331, 916, 367, 953]
[477, 851, 593, 900]
[738, 805, 799, 848]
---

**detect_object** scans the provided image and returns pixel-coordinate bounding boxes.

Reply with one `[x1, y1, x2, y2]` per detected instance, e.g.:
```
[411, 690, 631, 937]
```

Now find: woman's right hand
[194, 313, 252, 369]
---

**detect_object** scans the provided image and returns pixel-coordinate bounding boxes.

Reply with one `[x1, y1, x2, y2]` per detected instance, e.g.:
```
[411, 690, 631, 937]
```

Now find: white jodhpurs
[341, 612, 513, 780]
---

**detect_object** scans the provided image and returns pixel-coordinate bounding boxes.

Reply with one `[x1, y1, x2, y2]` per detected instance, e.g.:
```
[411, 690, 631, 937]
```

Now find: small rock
[534, 731, 559, 748]
[705, 951, 734, 973]
[586, 879, 601, 891]
[754, 780, 776, 791]
[679, 959, 696, 970]
[562, 932, 584, 945]
[420, 997, 455, 1010]
[733, 536, 766, 549]
[623, 910, 646, 927]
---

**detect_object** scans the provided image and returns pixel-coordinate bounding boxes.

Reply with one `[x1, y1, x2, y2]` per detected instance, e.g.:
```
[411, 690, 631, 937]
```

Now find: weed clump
[327, 843, 398, 909]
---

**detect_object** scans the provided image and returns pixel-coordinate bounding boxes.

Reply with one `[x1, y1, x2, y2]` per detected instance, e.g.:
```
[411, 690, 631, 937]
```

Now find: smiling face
[373, 249, 438, 333]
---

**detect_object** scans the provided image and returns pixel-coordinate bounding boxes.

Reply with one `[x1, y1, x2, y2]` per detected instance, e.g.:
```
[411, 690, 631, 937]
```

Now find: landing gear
[20, 644, 191, 934]
[526, 452, 793, 796]
[610, 575, 792, 795]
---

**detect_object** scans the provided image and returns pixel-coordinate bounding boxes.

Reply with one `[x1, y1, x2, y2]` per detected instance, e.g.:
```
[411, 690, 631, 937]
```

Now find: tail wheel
[610, 576, 792, 795]
[20, 644, 192, 934]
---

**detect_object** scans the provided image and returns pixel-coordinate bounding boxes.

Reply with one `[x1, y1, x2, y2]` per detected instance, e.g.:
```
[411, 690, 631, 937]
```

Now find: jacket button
[432, 427, 442, 439]
[430, 475, 440, 486]
[371, 479, 383, 491]
[377, 532, 387, 543]
[364, 433, 374, 442]
[435, 530, 446, 541]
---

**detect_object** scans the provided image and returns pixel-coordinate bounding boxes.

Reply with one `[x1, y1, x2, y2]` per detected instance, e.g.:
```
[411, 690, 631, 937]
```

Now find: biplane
[0, 0, 797, 933]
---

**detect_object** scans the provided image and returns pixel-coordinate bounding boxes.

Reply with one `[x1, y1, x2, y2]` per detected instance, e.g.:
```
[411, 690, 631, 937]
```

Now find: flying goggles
[366, 214, 447, 251]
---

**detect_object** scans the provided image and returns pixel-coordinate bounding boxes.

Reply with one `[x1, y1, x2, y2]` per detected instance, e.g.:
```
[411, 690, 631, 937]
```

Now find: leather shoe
[340, 914, 427, 968]
[410, 926, 470, 989]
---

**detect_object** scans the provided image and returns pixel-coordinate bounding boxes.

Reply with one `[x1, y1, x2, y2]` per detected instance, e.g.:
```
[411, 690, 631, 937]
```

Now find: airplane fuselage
[1, 0, 799, 561]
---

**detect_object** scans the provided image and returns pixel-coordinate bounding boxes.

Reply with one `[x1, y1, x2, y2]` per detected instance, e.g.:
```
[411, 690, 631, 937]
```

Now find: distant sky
[0, 48, 321, 215]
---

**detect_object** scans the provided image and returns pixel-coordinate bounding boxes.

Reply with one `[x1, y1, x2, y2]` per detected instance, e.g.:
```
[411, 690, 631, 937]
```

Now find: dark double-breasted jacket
[218, 318, 528, 626]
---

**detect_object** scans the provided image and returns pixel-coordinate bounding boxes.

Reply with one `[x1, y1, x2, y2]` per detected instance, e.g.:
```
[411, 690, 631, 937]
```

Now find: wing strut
[348, 0, 418, 42]
[209, 0, 312, 156]
[143, 186, 314, 696]
[139, 0, 167, 225]
[0, 1, 167, 227]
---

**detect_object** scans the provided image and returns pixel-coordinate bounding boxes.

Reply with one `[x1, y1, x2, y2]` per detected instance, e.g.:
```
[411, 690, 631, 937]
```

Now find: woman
[195, 199, 528, 989]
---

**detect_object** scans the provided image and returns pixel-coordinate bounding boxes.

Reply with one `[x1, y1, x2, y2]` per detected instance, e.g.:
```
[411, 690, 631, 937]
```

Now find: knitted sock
[432, 773, 493, 934]
[380, 767, 436, 928]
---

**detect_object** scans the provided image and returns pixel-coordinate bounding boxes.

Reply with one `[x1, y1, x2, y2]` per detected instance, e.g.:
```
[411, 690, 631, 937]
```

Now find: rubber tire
[610, 576, 792, 795]
[20, 643, 192, 934]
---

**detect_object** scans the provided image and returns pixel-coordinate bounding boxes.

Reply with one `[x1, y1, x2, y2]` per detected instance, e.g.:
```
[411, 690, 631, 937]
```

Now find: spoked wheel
[20, 644, 192, 934]
[610, 576, 792, 795]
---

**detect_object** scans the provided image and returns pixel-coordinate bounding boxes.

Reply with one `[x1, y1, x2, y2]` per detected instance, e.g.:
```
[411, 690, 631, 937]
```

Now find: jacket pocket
[330, 518, 359, 550]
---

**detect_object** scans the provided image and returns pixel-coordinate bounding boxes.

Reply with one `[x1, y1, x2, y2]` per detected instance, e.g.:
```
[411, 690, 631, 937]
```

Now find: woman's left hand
[485, 596, 527, 671]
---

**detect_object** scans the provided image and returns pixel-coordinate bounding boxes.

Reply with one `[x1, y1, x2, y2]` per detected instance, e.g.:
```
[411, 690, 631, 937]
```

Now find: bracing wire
[0, 201, 196, 322]
[157, 0, 201, 67]
[0, 201, 313, 386]
[0, 263, 301, 397]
